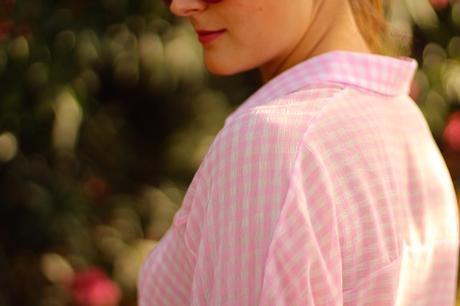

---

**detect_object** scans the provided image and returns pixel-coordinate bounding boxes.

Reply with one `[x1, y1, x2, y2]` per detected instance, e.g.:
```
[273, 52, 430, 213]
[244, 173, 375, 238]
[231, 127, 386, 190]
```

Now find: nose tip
[170, 0, 206, 17]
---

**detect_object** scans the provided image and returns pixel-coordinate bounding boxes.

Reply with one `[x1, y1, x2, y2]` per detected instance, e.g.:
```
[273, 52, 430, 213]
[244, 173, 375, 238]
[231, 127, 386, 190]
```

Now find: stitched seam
[226, 86, 346, 126]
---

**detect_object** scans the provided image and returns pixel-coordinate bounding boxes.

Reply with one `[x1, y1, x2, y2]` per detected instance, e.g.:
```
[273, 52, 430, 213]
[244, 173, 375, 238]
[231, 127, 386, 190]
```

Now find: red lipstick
[196, 29, 226, 44]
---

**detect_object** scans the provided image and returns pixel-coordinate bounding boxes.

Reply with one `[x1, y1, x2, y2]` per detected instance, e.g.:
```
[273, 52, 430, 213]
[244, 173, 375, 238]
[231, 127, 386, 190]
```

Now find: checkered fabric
[138, 50, 459, 306]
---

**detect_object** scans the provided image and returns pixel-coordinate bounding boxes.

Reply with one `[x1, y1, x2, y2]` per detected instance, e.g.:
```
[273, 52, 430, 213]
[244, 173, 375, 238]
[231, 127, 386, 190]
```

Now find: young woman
[139, 0, 459, 305]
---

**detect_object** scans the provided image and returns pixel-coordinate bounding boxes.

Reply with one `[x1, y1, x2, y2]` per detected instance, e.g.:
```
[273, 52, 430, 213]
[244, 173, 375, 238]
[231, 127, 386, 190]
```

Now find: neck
[259, 1, 372, 84]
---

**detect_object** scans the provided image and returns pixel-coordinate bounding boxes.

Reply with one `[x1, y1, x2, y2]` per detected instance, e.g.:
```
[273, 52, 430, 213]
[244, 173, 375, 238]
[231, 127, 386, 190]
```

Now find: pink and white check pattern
[139, 50, 460, 306]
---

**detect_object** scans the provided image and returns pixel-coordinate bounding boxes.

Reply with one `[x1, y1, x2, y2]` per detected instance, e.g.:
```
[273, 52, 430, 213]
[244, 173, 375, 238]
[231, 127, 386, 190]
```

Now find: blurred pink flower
[443, 111, 460, 152]
[71, 267, 121, 306]
[83, 176, 110, 203]
[430, 0, 450, 9]
[0, 21, 12, 42]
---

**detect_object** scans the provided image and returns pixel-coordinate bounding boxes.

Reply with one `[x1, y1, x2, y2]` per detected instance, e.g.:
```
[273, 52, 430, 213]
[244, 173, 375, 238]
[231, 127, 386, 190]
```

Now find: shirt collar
[225, 50, 418, 126]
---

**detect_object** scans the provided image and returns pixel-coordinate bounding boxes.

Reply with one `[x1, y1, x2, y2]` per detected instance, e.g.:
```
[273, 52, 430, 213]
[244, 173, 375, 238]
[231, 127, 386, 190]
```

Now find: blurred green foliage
[0, 0, 459, 306]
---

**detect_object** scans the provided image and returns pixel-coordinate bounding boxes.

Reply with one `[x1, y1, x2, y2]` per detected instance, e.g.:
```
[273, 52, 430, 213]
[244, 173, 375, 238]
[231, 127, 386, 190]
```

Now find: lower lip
[198, 30, 226, 44]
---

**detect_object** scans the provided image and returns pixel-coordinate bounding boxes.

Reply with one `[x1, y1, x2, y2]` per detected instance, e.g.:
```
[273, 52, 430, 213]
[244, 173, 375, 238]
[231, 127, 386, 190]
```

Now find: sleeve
[182, 115, 344, 305]
[257, 142, 344, 305]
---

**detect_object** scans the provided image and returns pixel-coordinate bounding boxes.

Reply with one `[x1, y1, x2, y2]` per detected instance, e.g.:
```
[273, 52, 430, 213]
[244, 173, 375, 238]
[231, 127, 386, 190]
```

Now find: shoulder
[301, 86, 419, 149]
[209, 84, 349, 156]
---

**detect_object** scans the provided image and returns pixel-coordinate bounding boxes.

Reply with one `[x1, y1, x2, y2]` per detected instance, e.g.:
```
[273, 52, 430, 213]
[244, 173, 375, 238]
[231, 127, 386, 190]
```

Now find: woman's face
[168, 0, 314, 76]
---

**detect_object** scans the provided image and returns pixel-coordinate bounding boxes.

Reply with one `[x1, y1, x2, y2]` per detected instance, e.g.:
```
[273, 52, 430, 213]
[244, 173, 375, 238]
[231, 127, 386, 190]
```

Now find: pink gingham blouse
[139, 50, 460, 305]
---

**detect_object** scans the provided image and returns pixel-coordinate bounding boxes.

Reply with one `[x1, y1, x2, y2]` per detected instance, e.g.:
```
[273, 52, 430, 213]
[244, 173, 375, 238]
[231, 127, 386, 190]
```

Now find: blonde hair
[349, 0, 400, 56]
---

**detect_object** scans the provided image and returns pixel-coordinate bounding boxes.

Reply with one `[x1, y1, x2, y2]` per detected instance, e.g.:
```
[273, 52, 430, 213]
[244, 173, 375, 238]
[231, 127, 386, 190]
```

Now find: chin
[205, 61, 240, 76]
[204, 55, 252, 76]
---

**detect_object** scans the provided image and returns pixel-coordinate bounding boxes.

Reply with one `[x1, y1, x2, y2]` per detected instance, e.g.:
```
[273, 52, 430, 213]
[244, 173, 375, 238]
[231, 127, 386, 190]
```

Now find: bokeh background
[1, 0, 460, 305]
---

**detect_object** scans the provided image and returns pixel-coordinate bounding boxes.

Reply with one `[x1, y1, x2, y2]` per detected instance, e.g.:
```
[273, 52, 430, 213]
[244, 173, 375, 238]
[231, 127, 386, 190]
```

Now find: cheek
[230, 2, 304, 49]
[201, 1, 311, 74]
[227, 6, 280, 54]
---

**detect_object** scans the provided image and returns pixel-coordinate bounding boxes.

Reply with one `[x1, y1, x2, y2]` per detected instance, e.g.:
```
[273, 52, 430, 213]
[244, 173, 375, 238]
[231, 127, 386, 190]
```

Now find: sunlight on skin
[168, 0, 371, 83]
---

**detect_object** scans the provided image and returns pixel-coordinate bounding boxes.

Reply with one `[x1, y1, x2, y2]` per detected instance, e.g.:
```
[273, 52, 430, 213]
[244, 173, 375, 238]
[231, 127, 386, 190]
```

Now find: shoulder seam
[225, 85, 347, 128]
